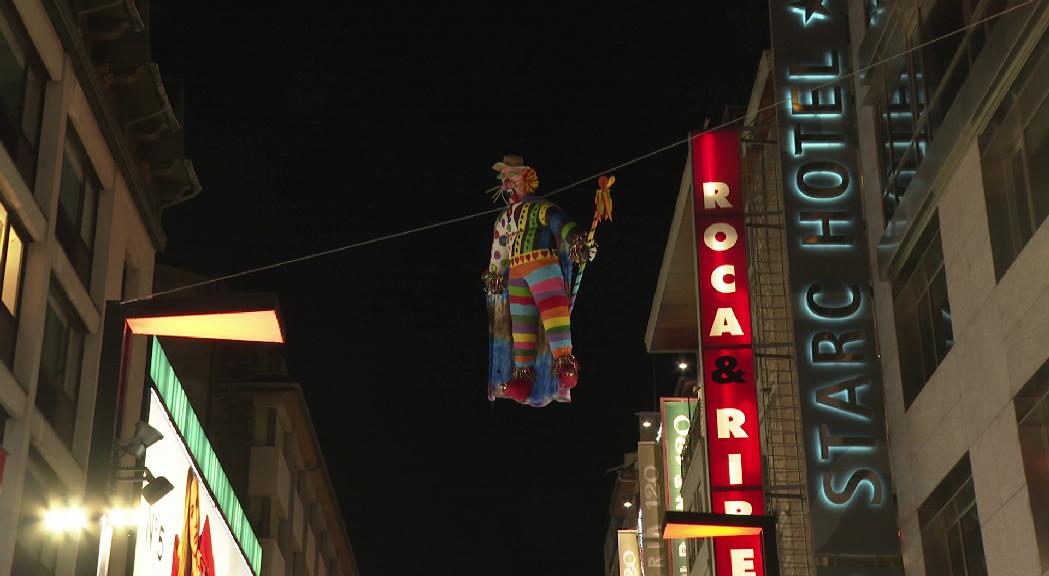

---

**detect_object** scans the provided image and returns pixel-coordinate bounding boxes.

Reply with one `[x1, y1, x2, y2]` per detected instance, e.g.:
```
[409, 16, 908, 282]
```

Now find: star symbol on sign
[791, 0, 830, 22]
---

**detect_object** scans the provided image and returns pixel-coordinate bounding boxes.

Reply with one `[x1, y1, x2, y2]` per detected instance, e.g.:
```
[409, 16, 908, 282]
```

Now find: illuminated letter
[703, 222, 739, 252]
[712, 265, 737, 293]
[815, 375, 873, 419]
[710, 308, 745, 337]
[806, 283, 861, 318]
[800, 212, 853, 245]
[791, 85, 843, 115]
[728, 453, 743, 485]
[822, 469, 883, 505]
[818, 424, 875, 460]
[716, 408, 748, 439]
[796, 161, 849, 198]
[724, 500, 753, 515]
[730, 548, 756, 576]
[703, 182, 733, 209]
[792, 125, 845, 155]
[811, 330, 865, 362]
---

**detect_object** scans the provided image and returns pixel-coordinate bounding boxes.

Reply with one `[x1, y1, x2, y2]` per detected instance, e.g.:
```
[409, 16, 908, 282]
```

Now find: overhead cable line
[124, 0, 1037, 304]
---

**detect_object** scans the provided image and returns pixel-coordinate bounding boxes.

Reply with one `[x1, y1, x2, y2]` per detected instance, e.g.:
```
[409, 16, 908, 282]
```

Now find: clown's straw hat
[492, 154, 529, 173]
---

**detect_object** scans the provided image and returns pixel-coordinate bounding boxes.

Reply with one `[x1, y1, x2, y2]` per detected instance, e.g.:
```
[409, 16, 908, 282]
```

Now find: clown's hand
[481, 268, 506, 295]
[587, 240, 598, 262]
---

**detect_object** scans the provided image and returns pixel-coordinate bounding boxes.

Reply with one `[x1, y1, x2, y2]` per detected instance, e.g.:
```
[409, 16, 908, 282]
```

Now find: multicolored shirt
[489, 196, 580, 274]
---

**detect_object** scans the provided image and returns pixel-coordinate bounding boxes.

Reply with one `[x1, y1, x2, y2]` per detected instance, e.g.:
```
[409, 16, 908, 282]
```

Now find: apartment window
[875, 0, 1007, 225]
[918, 454, 988, 576]
[56, 130, 98, 286]
[36, 287, 83, 447]
[0, 198, 24, 368]
[893, 215, 953, 409]
[0, 3, 43, 189]
[979, 30, 1049, 279]
[1016, 359, 1049, 570]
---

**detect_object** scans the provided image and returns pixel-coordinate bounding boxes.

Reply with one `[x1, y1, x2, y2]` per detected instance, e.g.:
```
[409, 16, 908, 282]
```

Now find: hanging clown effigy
[482, 155, 612, 406]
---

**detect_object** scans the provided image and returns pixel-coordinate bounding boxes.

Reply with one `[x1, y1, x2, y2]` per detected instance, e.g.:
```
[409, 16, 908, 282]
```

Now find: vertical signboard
[769, 1, 901, 572]
[661, 398, 698, 576]
[692, 130, 766, 576]
[638, 441, 668, 576]
[619, 530, 642, 576]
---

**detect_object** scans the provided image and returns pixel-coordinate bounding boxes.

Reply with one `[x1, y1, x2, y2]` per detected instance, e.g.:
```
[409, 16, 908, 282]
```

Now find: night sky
[151, 3, 769, 574]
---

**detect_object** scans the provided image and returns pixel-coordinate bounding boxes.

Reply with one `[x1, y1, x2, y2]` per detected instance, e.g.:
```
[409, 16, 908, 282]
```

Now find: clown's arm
[482, 211, 511, 294]
[541, 202, 594, 264]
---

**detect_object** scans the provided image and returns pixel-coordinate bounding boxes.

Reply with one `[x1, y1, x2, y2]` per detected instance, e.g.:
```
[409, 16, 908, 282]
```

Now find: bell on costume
[553, 354, 580, 390]
[503, 366, 536, 402]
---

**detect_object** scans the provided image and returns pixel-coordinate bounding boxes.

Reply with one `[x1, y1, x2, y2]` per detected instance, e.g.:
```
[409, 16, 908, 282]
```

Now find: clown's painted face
[499, 167, 538, 202]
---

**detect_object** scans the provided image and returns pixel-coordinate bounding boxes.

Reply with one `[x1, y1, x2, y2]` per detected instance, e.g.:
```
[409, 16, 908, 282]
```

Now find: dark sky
[151, 4, 769, 575]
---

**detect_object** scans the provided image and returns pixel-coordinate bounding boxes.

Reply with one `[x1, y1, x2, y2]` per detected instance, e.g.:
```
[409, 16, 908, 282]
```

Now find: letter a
[710, 307, 744, 337]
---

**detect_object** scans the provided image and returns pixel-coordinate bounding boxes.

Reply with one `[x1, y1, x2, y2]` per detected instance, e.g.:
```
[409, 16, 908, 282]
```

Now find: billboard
[661, 398, 698, 576]
[692, 129, 766, 576]
[769, 0, 902, 572]
[618, 530, 641, 576]
[133, 390, 254, 575]
[637, 441, 667, 576]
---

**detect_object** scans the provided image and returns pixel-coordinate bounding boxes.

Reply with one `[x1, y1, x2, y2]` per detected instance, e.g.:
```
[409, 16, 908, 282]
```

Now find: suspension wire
[123, 0, 1037, 304]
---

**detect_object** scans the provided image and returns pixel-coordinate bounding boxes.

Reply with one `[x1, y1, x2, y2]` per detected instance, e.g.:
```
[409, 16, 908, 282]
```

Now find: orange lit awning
[126, 310, 283, 343]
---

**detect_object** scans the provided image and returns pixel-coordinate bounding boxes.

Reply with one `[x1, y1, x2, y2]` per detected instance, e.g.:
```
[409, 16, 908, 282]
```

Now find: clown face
[498, 166, 539, 203]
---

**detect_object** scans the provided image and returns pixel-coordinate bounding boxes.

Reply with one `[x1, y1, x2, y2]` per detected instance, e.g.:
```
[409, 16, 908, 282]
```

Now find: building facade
[642, 1, 1049, 575]
[851, 0, 1049, 574]
[0, 0, 197, 573]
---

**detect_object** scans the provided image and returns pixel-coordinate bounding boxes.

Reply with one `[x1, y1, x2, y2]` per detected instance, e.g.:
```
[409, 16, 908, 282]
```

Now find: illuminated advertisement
[660, 398, 698, 576]
[769, 1, 902, 572]
[618, 529, 641, 576]
[692, 129, 766, 576]
[133, 390, 254, 575]
[637, 441, 667, 576]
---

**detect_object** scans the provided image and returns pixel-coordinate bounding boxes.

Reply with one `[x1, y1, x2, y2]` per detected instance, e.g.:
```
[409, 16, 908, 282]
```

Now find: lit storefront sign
[770, 0, 901, 572]
[692, 129, 766, 576]
[661, 398, 698, 576]
[638, 441, 668, 576]
[619, 529, 641, 576]
[134, 340, 260, 575]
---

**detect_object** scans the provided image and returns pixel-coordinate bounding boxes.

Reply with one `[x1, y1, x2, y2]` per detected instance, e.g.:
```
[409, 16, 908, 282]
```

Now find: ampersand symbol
[711, 355, 746, 384]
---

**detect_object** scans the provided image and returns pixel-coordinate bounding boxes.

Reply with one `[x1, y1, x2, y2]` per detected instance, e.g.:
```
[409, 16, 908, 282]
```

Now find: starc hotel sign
[691, 129, 766, 576]
[770, 0, 901, 573]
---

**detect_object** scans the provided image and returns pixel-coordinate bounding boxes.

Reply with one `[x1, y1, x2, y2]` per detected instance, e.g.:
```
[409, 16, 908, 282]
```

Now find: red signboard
[692, 130, 766, 576]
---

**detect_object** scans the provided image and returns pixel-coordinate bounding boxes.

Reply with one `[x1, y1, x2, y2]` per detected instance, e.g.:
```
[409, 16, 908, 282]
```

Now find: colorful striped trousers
[508, 251, 573, 368]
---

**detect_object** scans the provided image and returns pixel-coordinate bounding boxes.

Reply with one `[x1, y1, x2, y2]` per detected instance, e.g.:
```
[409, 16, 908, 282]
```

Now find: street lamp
[661, 511, 781, 576]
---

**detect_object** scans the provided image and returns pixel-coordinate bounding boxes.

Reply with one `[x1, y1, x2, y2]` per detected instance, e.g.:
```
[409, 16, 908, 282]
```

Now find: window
[0, 198, 24, 368]
[875, 0, 1008, 225]
[56, 130, 98, 286]
[36, 287, 83, 447]
[1016, 359, 1049, 571]
[918, 454, 988, 576]
[0, 3, 43, 188]
[979, 30, 1049, 279]
[893, 215, 954, 409]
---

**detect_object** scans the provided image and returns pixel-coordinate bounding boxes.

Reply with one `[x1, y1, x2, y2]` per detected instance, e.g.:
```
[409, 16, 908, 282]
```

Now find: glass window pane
[1023, 93, 1049, 231]
[918, 292, 937, 380]
[2, 226, 22, 315]
[40, 304, 67, 383]
[0, 12, 25, 128]
[1010, 150, 1035, 247]
[960, 506, 988, 576]
[59, 153, 83, 226]
[932, 269, 955, 361]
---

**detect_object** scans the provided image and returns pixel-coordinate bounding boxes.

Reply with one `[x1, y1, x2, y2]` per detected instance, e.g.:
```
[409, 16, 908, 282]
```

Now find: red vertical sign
[693, 130, 766, 576]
